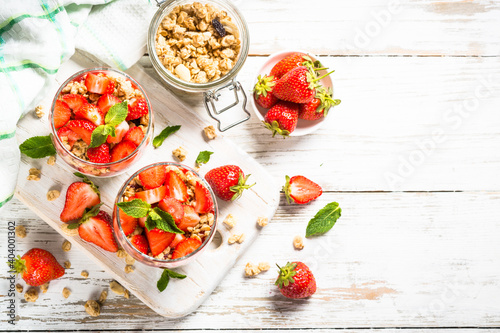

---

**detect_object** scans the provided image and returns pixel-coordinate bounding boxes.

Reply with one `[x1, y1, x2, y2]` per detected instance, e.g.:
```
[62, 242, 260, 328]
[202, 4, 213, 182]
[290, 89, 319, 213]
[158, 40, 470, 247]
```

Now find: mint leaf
[157, 268, 187, 292]
[89, 125, 108, 148]
[117, 199, 151, 218]
[305, 202, 341, 237]
[145, 216, 156, 231]
[166, 269, 186, 279]
[152, 207, 184, 234]
[105, 101, 128, 127]
[195, 151, 213, 165]
[153, 125, 181, 148]
[19, 135, 56, 158]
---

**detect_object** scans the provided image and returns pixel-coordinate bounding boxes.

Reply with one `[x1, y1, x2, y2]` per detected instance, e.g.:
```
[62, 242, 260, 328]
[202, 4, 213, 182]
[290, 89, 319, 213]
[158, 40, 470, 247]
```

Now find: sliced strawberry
[53, 100, 71, 128]
[66, 120, 97, 145]
[169, 234, 186, 248]
[78, 211, 118, 252]
[194, 182, 214, 214]
[96, 93, 121, 115]
[138, 216, 147, 228]
[57, 126, 80, 149]
[110, 140, 136, 162]
[139, 165, 166, 190]
[61, 94, 88, 112]
[145, 228, 175, 256]
[85, 72, 111, 94]
[60, 182, 100, 222]
[107, 120, 130, 144]
[171, 238, 202, 259]
[283, 175, 323, 204]
[134, 185, 167, 205]
[75, 103, 105, 126]
[164, 171, 188, 203]
[130, 234, 149, 254]
[126, 98, 149, 120]
[158, 196, 184, 224]
[176, 205, 200, 232]
[124, 126, 145, 146]
[118, 208, 138, 236]
[104, 80, 115, 95]
[87, 143, 110, 164]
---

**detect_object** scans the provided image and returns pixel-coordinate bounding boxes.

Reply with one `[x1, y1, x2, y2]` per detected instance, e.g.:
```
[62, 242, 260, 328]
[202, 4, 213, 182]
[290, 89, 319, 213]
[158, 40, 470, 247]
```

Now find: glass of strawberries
[49, 68, 153, 177]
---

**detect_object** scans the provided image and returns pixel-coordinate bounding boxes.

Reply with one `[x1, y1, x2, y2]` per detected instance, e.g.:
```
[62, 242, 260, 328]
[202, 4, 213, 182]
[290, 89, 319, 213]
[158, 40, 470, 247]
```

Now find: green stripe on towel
[0, 5, 64, 36]
[0, 193, 14, 209]
[0, 131, 16, 141]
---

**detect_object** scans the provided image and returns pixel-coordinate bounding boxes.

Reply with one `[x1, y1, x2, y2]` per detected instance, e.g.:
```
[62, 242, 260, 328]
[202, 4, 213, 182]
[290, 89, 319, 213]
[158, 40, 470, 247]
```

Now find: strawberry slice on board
[130, 234, 149, 255]
[283, 175, 322, 204]
[78, 210, 118, 252]
[85, 72, 111, 94]
[66, 119, 97, 145]
[61, 94, 88, 112]
[145, 228, 175, 256]
[53, 100, 71, 129]
[176, 205, 200, 232]
[171, 238, 202, 260]
[194, 182, 214, 214]
[158, 196, 184, 224]
[87, 143, 111, 164]
[57, 126, 80, 149]
[60, 181, 100, 222]
[123, 126, 145, 146]
[134, 185, 167, 205]
[96, 93, 121, 115]
[110, 140, 137, 162]
[126, 97, 149, 120]
[164, 171, 188, 203]
[139, 165, 167, 190]
[107, 120, 130, 144]
[74, 103, 105, 126]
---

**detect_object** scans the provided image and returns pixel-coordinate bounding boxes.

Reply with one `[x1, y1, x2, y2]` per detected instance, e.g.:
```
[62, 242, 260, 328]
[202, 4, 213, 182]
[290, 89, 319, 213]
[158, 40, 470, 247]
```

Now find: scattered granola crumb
[223, 214, 237, 229]
[203, 125, 217, 140]
[124, 289, 130, 299]
[27, 168, 41, 181]
[60, 223, 79, 237]
[24, 287, 39, 302]
[47, 189, 60, 201]
[293, 235, 304, 250]
[47, 155, 56, 165]
[98, 290, 108, 304]
[84, 300, 100, 317]
[116, 249, 127, 258]
[172, 146, 187, 162]
[15, 225, 27, 238]
[258, 262, 270, 272]
[125, 253, 135, 265]
[256, 216, 268, 227]
[62, 287, 71, 299]
[244, 262, 261, 276]
[40, 282, 49, 294]
[35, 105, 44, 118]
[64, 261, 71, 269]
[81, 270, 89, 278]
[62, 240, 72, 252]
[109, 281, 125, 295]
[125, 265, 134, 274]
[16, 284, 23, 293]
[228, 233, 245, 244]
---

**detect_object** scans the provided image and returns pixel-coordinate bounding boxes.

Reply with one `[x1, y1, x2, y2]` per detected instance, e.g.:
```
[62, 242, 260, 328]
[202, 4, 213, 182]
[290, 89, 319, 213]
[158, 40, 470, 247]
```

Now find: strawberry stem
[229, 173, 256, 201]
[312, 69, 335, 82]
[275, 262, 297, 288]
[313, 67, 329, 71]
[12, 255, 27, 275]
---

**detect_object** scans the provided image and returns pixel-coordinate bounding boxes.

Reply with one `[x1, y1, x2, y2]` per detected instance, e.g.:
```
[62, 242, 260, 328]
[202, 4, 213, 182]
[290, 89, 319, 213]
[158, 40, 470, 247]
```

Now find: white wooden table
[2, 0, 500, 331]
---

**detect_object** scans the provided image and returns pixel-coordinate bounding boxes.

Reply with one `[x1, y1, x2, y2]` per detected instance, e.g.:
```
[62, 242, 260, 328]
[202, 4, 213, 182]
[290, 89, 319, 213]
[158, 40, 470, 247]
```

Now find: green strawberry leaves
[67, 203, 103, 229]
[19, 135, 56, 158]
[157, 268, 187, 292]
[153, 125, 181, 148]
[195, 151, 213, 165]
[305, 202, 342, 237]
[89, 101, 127, 148]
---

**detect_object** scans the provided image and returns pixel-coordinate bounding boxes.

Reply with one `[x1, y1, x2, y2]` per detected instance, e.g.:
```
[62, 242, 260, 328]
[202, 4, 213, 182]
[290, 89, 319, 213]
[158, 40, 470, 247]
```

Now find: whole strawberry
[263, 101, 299, 137]
[253, 75, 278, 109]
[275, 261, 316, 299]
[270, 53, 317, 79]
[13, 248, 65, 286]
[205, 165, 255, 201]
[299, 87, 341, 121]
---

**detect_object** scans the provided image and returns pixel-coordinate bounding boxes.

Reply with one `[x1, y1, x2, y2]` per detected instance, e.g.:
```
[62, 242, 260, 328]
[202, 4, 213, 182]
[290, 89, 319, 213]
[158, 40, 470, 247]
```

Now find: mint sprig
[19, 135, 56, 158]
[153, 125, 181, 148]
[89, 101, 128, 148]
[305, 202, 341, 237]
[157, 268, 187, 292]
[195, 150, 213, 165]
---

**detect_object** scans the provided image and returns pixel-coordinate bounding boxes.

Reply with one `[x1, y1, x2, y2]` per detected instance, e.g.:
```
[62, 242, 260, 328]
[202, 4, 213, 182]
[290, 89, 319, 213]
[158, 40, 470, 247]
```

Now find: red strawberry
[145, 228, 175, 256]
[169, 234, 186, 248]
[75, 103, 105, 126]
[253, 75, 279, 109]
[130, 234, 149, 254]
[110, 140, 137, 162]
[176, 205, 200, 232]
[164, 171, 188, 203]
[276, 261, 316, 299]
[263, 101, 299, 137]
[171, 238, 202, 260]
[283, 175, 322, 204]
[270, 52, 310, 79]
[139, 165, 166, 189]
[87, 143, 111, 163]
[107, 120, 130, 144]
[57, 126, 79, 149]
[158, 196, 184, 224]
[205, 165, 255, 201]
[85, 72, 111, 94]
[96, 93, 121, 115]
[78, 210, 118, 252]
[118, 208, 138, 236]
[61, 94, 88, 112]
[194, 182, 214, 214]
[53, 100, 71, 128]
[134, 185, 167, 204]
[123, 126, 145, 146]
[60, 181, 100, 222]
[104, 80, 115, 95]
[66, 119, 97, 145]
[298, 87, 341, 121]
[273, 66, 333, 104]
[126, 98, 148, 120]
[138, 216, 147, 228]
[13, 248, 64, 286]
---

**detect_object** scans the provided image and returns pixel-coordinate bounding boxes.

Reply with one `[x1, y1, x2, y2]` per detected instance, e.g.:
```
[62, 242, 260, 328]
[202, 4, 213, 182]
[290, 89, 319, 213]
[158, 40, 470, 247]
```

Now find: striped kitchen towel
[0, 0, 156, 209]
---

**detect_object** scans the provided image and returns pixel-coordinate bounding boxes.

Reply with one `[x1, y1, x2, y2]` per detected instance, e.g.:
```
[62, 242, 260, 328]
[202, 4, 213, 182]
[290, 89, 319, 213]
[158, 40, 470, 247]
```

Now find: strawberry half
[13, 248, 65, 286]
[158, 196, 184, 224]
[164, 171, 188, 202]
[123, 126, 145, 146]
[74, 103, 105, 126]
[130, 234, 149, 255]
[169, 233, 186, 248]
[61, 94, 88, 112]
[126, 98, 148, 120]
[118, 208, 138, 236]
[283, 175, 322, 204]
[57, 126, 80, 149]
[139, 165, 167, 190]
[53, 100, 71, 128]
[253, 75, 278, 109]
[171, 238, 202, 260]
[176, 205, 200, 232]
[145, 228, 175, 256]
[110, 140, 137, 162]
[107, 120, 130, 144]
[96, 93, 121, 115]
[134, 185, 167, 204]
[85, 72, 111, 94]
[78, 210, 118, 252]
[263, 101, 299, 137]
[87, 143, 111, 164]
[66, 119, 97, 145]
[60, 181, 100, 222]
[194, 182, 213, 214]
[104, 80, 116, 95]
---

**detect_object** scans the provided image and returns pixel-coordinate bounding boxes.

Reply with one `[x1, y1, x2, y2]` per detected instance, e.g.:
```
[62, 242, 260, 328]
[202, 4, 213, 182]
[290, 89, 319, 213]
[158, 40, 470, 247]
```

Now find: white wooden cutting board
[14, 54, 280, 318]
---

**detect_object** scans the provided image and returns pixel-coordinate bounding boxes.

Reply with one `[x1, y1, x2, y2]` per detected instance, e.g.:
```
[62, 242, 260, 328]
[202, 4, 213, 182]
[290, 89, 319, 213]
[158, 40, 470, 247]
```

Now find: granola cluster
[155, 2, 241, 83]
